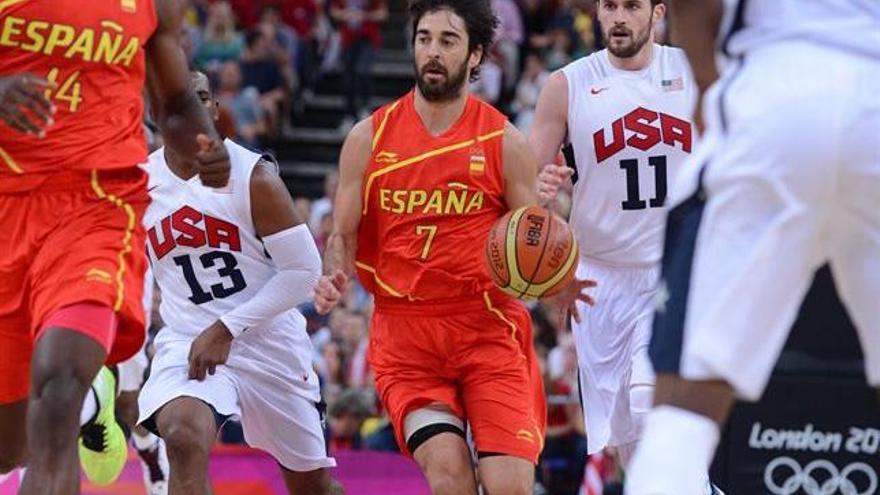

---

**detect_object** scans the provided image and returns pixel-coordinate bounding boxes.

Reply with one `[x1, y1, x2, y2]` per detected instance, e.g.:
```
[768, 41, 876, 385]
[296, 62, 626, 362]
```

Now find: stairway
[278, 0, 413, 199]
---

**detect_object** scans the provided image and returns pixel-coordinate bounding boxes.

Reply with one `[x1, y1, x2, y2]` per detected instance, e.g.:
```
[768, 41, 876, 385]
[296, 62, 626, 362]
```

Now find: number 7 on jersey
[415, 224, 438, 260]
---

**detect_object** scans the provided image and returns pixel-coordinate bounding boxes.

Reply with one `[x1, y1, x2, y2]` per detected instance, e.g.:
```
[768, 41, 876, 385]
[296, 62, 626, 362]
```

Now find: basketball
[485, 206, 579, 300]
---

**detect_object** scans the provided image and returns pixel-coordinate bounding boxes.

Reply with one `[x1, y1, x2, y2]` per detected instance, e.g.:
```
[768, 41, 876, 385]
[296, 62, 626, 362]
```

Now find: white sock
[625, 405, 720, 495]
[80, 388, 98, 427]
[132, 430, 160, 451]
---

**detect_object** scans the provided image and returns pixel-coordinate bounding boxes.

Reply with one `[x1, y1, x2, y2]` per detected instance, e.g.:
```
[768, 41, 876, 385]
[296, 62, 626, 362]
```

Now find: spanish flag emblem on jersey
[469, 153, 485, 174]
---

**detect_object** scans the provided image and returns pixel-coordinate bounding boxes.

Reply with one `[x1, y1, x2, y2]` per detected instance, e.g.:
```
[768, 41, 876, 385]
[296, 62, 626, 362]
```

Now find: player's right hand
[195, 134, 231, 188]
[314, 270, 347, 315]
[537, 164, 574, 207]
[0, 74, 56, 138]
[542, 277, 598, 330]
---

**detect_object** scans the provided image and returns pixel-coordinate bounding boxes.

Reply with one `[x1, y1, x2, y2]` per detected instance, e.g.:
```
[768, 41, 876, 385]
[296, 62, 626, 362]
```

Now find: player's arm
[147, 0, 229, 187]
[502, 121, 539, 210]
[188, 160, 322, 381]
[528, 71, 574, 208]
[314, 118, 373, 314]
[666, 0, 723, 132]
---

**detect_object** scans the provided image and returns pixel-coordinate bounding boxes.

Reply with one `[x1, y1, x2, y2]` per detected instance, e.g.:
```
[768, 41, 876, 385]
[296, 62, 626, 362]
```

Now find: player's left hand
[195, 134, 231, 188]
[541, 277, 598, 330]
[537, 164, 574, 207]
[188, 320, 234, 381]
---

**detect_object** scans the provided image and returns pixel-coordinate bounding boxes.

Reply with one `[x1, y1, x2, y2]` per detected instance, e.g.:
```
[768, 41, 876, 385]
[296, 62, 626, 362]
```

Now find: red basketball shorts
[0, 168, 149, 404]
[368, 292, 547, 463]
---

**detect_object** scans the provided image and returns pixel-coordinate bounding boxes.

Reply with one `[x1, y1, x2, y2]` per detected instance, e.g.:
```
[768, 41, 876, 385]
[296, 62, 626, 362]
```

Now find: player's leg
[19, 323, 108, 495]
[626, 48, 845, 493]
[154, 397, 218, 495]
[0, 198, 34, 474]
[0, 401, 28, 473]
[230, 336, 340, 495]
[407, 407, 477, 495]
[828, 76, 880, 401]
[616, 344, 655, 468]
[477, 455, 534, 495]
[279, 466, 344, 495]
[119, 352, 169, 495]
[368, 310, 475, 494]
[464, 298, 544, 495]
[0, 314, 31, 473]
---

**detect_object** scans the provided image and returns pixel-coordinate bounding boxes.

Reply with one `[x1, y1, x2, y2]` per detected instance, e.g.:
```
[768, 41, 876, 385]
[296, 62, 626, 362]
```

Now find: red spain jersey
[0, 0, 157, 192]
[356, 91, 510, 306]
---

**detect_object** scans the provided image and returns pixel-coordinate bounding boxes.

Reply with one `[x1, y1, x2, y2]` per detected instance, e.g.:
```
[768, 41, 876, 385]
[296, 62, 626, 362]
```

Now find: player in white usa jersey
[137, 72, 342, 495]
[528, 0, 701, 473]
[626, 1, 880, 494]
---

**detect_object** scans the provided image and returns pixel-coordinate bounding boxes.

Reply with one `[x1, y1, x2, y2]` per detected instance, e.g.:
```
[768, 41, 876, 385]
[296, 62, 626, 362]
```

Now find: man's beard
[415, 57, 469, 102]
[604, 23, 652, 59]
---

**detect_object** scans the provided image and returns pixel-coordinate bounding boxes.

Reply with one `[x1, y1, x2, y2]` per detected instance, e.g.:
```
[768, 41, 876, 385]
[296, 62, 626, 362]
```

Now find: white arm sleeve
[219, 224, 321, 337]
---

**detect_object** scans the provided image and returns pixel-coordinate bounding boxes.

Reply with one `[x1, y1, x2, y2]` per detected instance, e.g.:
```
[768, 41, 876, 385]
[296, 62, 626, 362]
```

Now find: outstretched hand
[537, 164, 574, 207]
[542, 277, 598, 330]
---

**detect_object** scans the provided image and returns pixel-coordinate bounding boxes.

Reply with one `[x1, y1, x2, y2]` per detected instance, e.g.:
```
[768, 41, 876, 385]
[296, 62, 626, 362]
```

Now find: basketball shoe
[79, 366, 127, 485]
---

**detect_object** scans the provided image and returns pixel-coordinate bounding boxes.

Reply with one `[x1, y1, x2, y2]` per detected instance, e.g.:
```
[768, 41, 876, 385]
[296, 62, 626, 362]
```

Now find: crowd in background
[143, 1, 662, 493]
[170, 0, 667, 142]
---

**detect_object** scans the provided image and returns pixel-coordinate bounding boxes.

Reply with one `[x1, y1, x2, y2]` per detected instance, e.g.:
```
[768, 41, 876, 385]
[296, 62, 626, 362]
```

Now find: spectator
[512, 52, 550, 132]
[283, 0, 325, 99]
[470, 49, 504, 106]
[321, 339, 348, 403]
[217, 61, 265, 147]
[240, 28, 291, 139]
[540, 342, 588, 495]
[491, 0, 524, 93]
[195, 1, 244, 74]
[327, 389, 375, 450]
[545, 28, 573, 71]
[315, 211, 333, 253]
[341, 312, 370, 389]
[331, 0, 388, 130]
[258, 4, 299, 65]
[309, 170, 339, 233]
[293, 197, 313, 228]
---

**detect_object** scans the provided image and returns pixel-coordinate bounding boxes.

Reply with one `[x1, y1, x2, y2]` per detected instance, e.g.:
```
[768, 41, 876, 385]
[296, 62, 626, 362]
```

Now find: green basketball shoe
[78, 366, 127, 486]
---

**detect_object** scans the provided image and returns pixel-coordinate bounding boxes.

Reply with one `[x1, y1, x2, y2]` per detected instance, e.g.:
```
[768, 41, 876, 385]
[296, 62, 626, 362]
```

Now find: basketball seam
[519, 208, 552, 300]
[486, 225, 509, 287]
[506, 208, 525, 293]
[531, 231, 578, 293]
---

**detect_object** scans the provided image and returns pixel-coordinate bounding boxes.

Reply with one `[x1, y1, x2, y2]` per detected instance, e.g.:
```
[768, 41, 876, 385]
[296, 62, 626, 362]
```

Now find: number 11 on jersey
[415, 224, 438, 260]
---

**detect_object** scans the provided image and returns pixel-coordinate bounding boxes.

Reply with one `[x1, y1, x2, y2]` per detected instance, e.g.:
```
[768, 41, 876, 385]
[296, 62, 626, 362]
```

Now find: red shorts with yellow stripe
[368, 291, 547, 463]
[0, 168, 149, 404]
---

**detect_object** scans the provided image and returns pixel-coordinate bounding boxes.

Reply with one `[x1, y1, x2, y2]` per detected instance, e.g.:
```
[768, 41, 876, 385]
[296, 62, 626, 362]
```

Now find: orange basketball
[485, 205, 579, 300]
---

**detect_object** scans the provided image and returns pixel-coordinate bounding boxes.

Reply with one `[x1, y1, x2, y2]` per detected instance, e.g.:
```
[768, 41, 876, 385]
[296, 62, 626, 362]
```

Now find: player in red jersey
[314, 1, 592, 493]
[0, 0, 229, 493]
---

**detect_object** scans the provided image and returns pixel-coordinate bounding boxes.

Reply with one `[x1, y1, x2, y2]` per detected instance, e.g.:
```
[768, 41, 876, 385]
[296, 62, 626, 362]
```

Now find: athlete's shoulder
[560, 50, 609, 87]
[471, 93, 508, 126]
[656, 44, 689, 66]
[146, 146, 167, 170]
[372, 91, 410, 122]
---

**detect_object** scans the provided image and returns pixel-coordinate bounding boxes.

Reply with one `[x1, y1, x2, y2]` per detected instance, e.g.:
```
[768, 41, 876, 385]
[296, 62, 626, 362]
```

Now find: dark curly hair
[409, 0, 499, 82]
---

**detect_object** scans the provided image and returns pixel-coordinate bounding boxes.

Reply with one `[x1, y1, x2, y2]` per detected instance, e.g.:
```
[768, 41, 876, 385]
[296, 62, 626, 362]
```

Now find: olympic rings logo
[764, 457, 878, 495]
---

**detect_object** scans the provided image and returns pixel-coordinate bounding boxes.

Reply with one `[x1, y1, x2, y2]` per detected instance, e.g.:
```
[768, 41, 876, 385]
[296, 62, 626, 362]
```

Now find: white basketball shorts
[650, 41, 880, 401]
